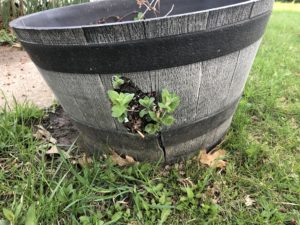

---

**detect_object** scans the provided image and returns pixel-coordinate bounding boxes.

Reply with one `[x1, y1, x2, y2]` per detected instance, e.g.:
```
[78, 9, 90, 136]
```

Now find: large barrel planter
[10, 0, 273, 162]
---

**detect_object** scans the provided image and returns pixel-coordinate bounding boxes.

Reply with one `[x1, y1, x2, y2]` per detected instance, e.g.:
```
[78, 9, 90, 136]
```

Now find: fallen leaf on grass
[178, 177, 194, 187]
[77, 153, 93, 167]
[111, 151, 136, 167]
[46, 145, 70, 159]
[12, 43, 22, 49]
[46, 145, 59, 154]
[34, 125, 57, 144]
[205, 183, 221, 204]
[245, 195, 255, 207]
[198, 149, 227, 169]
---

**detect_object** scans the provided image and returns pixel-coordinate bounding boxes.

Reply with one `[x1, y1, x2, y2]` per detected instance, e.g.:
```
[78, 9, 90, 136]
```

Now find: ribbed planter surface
[10, 0, 273, 162]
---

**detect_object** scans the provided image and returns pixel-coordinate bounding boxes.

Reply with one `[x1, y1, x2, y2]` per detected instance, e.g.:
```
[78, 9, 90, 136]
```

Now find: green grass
[0, 29, 16, 45]
[0, 3, 300, 224]
[0, 0, 90, 29]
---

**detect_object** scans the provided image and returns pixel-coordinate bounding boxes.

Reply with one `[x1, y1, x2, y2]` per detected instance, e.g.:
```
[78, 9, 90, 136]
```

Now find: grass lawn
[0, 3, 299, 225]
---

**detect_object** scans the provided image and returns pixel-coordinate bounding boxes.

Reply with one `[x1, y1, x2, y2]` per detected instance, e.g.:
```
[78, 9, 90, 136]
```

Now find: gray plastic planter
[10, 0, 273, 162]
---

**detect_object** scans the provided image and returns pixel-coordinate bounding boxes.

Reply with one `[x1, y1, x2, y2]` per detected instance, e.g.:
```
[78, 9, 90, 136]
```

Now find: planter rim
[10, 0, 258, 30]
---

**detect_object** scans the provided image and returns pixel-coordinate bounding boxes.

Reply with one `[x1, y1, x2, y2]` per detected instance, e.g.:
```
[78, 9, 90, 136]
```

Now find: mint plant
[140, 89, 180, 135]
[107, 90, 134, 123]
[112, 75, 125, 89]
[107, 76, 180, 137]
[145, 123, 161, 135]
[159, 89, 180, 113]
[139, 96, 155, 118]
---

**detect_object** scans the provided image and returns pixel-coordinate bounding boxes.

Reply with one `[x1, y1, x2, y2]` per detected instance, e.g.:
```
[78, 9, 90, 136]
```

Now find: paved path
[0, 46, 55, 108]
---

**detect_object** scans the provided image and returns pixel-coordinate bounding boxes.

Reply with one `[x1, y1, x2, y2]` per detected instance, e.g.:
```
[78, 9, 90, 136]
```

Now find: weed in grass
[0, 29, 16, 45]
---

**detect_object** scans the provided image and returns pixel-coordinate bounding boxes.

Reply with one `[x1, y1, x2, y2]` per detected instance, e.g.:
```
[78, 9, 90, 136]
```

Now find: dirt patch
[0, 46, 55, 108]
[41, 105, 79, 148]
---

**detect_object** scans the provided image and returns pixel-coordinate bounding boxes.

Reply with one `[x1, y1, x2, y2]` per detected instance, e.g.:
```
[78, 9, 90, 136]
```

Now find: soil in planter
[41, 105, 79, 147]
[115, 77, 157, 135]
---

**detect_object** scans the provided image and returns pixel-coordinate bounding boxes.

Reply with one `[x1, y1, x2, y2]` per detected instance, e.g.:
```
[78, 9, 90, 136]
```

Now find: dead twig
[275, 202, 300, 206]
[164, 4, 174, 17]
[137, 130, 145, 139]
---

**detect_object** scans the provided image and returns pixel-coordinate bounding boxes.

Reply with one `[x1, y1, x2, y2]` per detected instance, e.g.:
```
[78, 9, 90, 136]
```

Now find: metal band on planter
[21, 12, 270, 74]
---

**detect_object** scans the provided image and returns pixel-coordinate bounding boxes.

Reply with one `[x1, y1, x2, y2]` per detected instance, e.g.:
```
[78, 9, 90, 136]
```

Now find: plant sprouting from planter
[107, 76, 180, 137]
[107, 90, 134, 123]
[142, 89, 180, 134]
[112, 75, 125, 89]
[139, 96, 155, 117]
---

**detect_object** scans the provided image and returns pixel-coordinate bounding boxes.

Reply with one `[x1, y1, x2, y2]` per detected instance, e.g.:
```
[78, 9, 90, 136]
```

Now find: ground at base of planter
[40, 105, 227, 163]
[41, 105, 79, 148]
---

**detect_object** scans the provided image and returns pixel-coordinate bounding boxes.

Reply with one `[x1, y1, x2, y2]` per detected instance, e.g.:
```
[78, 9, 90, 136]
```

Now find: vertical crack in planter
[157, 133, 167, 162]
[10, 0, 274, 162]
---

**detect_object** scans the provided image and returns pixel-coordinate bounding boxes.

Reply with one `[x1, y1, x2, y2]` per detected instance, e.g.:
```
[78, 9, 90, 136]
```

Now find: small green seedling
[139, 89, 180, 135]
[134, 12, 144, 20]
[139, 96, 155, 118]
[159, 89, 180, 113]
[107, 90, 134, 123]
[145, 123, 161, 135]
[112, 75, 125, 89]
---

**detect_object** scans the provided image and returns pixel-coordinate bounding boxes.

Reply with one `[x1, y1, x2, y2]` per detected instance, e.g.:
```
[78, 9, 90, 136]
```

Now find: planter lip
[10, 0, 258, 31]
[20, 13, 270, 74]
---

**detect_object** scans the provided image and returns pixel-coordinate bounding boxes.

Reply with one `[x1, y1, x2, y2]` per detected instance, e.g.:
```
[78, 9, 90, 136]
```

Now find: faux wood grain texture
[76, 124, 165, 162]
[143, 12, 208, 39]
[164, 116, 233, 162]
[195, 51, 240, 120]
[84, 22, 146, 44]
[124, 71, 156, 93]
[38, 68, 116, 130]
[155, 63, 203, 128]
[206, 2, 253, 29]
[16, 28, 87, 45]
[38, 29, 87, 45]
[225, 39, 261, 104]
[84, 11, 209, 44]
[212, 115, 233, 144]
[14, 29, 42, 43]
[37, 69, 86, 122]
[251, 0, 274, 18]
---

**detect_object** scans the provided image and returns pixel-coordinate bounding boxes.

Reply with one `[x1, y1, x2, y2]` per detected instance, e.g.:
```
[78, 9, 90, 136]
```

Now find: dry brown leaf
[198, 149, 227, 169]
[46, 145, 59, 155]
[245, 195, 255, 207]
[178, 177, 194, 187]
[111, 151, 136, 167]
[136, 0, 146, 7]
[127, 222, 139, 225]
[34, 125, 57, 144]
[12, 43, 22, 49]
[205, 183, 221, 204]
[49, 137, 57, 145]
[46, 145, 70, 158]
[78, 154, 93, 167]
